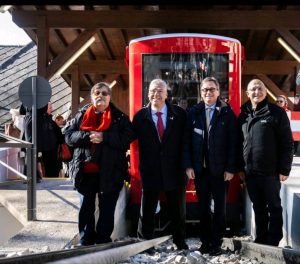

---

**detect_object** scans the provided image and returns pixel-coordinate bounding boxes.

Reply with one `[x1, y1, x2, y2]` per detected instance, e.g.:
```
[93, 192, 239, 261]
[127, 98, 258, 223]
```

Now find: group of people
[21, 102, 65, 182]
[64, 77, 293, 256]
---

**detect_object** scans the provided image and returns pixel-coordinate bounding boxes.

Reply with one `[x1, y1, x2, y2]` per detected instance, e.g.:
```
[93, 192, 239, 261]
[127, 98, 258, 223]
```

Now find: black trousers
[137, 188, 186, 244]
[194, 169, 228, 247]
[78, 174, 121, 245]
[246, 176, 283, 246]
[42, 148, 61, 177]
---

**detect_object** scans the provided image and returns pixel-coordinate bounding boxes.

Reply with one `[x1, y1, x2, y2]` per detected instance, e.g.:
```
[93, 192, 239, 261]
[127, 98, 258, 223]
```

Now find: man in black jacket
[238, 79, 293, 246]
[182, 77, 238, 256]
[65, 82, 134, 246]
[132, 78, 188, 250]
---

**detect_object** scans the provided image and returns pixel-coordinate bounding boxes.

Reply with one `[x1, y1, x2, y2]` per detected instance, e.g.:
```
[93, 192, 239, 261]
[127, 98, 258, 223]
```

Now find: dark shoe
[175, 241, 189, 250]
[209, 246, 223, 256]
[199, 243, 211, 254]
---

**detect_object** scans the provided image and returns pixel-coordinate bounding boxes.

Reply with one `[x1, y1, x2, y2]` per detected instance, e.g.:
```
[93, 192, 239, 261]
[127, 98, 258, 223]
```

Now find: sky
[0, 11, 31, 45]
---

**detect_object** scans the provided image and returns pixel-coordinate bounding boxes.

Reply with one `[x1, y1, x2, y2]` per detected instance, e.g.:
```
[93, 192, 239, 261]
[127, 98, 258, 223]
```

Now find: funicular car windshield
[142, 53, 229, 108]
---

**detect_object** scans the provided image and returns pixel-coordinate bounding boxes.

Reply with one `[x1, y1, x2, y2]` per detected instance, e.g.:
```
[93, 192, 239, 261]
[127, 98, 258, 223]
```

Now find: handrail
[0, 132, 33, 148]
[0, 132, 36, 221]
[0, 160, 27, 180]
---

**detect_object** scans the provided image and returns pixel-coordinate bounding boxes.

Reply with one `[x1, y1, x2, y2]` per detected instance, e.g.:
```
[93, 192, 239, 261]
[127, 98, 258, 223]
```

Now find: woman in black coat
[23, 102, 63, 181]
[65, 82, 134, 246]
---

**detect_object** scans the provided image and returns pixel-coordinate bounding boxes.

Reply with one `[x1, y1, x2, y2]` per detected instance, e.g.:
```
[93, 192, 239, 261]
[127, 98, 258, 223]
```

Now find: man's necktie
[156, 112, 164, 141]
[206, 107, 212, 132]
[204, 107, 212, 168]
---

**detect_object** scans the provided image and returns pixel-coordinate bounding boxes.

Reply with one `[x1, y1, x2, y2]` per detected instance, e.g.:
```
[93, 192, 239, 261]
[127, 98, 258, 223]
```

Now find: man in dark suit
[132, 78, 188, 250]
[182, 77, 238, 256]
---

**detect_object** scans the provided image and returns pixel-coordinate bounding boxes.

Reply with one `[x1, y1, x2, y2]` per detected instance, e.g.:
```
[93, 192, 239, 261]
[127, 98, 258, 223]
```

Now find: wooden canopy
[6, 5, 300, 115]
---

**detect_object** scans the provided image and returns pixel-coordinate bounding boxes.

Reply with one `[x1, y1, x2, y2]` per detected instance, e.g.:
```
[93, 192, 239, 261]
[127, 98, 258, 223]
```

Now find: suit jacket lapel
[162, 110, 174, 143]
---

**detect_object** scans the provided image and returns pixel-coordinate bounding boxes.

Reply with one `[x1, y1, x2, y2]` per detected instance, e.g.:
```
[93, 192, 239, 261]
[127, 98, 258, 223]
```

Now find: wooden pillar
[36, 16, 49, 78]
[71, 65, 80, 117]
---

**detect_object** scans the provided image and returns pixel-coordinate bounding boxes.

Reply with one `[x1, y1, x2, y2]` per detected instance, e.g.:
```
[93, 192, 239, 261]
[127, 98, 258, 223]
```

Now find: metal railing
[0, 132, 36, 221]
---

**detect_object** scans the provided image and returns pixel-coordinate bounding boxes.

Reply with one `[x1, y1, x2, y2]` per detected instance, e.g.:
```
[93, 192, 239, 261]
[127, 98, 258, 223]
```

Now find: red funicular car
[126, 33, 243, 235]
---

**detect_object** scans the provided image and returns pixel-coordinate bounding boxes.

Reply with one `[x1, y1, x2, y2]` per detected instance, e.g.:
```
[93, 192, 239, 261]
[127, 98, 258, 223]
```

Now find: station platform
[0, 156, 300, 253]
[0, 178, 80, 253]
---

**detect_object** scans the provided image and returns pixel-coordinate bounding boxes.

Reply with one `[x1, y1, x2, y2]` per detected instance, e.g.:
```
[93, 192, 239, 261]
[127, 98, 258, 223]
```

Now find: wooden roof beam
[65, 60, 128, 74]
[60, 59, 299, 75]
[97, 29, 114, 59]
[12, 10, 300, 30]
[243, 60, 298, 75]
[276, 27, 300, 55]
[46, 29, 97, 80]
[256, 73, 294, 108]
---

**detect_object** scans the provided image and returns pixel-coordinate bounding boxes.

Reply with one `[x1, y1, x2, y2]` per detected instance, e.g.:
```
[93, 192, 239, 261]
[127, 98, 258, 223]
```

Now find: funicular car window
[142, 53, 229, 109]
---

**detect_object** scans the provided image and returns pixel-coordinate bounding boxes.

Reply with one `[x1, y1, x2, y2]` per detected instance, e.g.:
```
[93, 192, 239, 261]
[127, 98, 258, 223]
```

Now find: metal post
[27, 77, 37, 221]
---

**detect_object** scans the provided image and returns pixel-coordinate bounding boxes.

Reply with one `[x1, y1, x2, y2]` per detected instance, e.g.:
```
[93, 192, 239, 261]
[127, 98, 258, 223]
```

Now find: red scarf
[80, 105, 111, 132]
[80, 105, 112, 173]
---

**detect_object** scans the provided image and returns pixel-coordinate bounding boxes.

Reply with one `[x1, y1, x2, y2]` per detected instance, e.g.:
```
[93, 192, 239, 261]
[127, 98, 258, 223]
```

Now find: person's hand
[238, 171, 245, 181]
[279, 174, 288, 182]
[224, 171, 234, 181]
[186, 168, 195, 179]
[90, 131, 103, 144]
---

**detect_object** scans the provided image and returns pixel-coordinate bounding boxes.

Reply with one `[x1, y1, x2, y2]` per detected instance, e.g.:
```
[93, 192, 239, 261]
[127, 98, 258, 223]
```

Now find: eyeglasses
[201, 87, 217, 93]
[93, 90, 110, 97]
[276, 100, 284, 103]
[149, 89, 164, 94]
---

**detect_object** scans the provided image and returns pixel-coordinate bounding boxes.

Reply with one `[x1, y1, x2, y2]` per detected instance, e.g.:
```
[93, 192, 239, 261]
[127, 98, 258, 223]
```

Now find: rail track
[0, 236, 299, 264]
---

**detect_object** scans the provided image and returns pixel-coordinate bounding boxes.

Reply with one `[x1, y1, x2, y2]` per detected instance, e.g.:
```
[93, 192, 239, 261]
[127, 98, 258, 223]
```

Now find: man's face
[91, 87, 111, 112]
[148, 84, 168, 109]
[246, 80, 267, 107]
[201, 81, 220, 106]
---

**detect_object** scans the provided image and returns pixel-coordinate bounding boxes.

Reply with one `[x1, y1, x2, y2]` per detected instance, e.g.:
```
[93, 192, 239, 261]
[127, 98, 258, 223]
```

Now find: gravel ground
[118, 237, 259, 264]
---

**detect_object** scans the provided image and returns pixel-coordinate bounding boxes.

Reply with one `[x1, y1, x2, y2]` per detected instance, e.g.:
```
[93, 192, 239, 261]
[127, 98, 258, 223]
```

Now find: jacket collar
[143, 100, 178, 143]
[194, 98, 227, 116]
[144, 100, 177, 119]
[241, 97, 269, 116]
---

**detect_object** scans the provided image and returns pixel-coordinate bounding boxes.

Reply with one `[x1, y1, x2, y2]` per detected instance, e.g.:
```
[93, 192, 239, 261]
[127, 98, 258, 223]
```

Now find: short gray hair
[90, 82, 111, 97]
[148, 79, 168, 91]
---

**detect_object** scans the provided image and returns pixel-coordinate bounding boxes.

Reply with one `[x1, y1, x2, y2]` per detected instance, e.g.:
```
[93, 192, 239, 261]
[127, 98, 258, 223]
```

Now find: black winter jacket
[182, 99, 238, 177]
[132, 101, 187, 191]
[65, 102, 134, 194]
[238, 98, 293, 177]
[24, 105, 63, 152]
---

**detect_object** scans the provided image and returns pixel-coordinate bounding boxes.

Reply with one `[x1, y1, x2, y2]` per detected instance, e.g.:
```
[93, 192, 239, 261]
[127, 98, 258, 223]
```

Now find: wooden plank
[256, 73, 294, 108]
[36, 16, 48, 78]
[65, 60, 128, 74]
[46, 29, 97, 79]
[71, 65, 80, 118]
[12, 10, 300, 30]
[243, 60, 299, 75]
[60, 60, 299, 75]
[276, 27, 300, 55]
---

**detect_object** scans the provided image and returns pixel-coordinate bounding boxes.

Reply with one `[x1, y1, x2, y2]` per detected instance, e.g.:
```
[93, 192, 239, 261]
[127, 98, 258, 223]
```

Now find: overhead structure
[2, 5, 300, 115]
